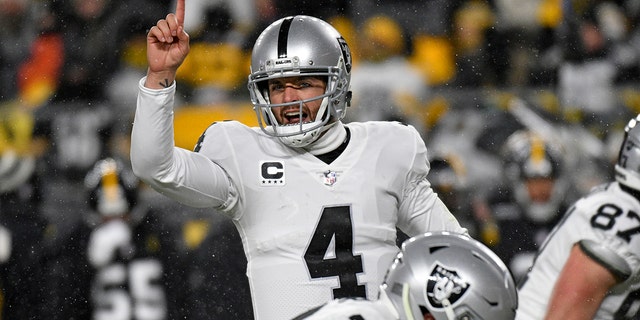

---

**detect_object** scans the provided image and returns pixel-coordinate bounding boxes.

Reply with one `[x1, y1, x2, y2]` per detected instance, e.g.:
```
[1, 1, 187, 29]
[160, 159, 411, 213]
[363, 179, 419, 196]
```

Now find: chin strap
[441, 298, 456, 320]
[402, 283, 416, 320]
[402, 282, 456, 320]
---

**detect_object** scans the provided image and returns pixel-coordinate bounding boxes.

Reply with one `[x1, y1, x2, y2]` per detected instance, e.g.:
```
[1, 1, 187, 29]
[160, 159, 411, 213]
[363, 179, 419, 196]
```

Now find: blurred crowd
[3, 0, 640, 318]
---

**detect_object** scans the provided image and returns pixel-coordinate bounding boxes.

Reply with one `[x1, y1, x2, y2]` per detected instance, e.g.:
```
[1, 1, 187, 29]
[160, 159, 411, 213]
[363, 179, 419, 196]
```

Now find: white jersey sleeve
[516, 182, 640, 320]
[130, 78, 237, 209]
[394, 123, 463, 236]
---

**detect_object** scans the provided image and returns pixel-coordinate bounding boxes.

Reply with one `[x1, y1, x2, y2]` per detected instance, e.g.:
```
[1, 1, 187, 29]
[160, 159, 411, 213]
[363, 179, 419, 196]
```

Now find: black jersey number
[303, 205, 367, 299]
[590, 204, 640, 242]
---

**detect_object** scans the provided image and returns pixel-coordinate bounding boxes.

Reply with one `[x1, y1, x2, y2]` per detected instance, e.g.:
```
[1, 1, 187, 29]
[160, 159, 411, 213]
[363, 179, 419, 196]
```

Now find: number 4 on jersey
[304, 205, 367, 298]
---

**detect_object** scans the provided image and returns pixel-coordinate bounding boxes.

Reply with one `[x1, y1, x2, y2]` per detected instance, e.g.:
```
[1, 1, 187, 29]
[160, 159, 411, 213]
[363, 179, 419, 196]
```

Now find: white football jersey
[131, 80, 464, 320]
[516, 182, 640, 319]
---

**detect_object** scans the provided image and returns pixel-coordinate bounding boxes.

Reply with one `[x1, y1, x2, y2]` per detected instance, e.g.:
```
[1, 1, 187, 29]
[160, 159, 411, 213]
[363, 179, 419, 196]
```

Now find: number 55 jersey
[82, 210, 183, 320]
[516, 182, 640, 319]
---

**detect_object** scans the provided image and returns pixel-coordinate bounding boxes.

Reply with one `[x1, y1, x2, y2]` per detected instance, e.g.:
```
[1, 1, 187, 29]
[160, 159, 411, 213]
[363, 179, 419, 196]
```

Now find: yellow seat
[177, 42, 248, 91]
[409, 35, 455, 86]
[173, 103, 258, 150]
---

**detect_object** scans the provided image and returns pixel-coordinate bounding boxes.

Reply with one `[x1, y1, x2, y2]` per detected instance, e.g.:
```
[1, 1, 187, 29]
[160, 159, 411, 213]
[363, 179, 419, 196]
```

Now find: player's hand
[145, 0, 189, 88]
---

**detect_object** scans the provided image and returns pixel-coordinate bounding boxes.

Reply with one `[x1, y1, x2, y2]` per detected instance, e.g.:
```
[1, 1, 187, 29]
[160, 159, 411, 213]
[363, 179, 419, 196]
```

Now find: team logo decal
[337, 37, 352, 73]
[260, 161, 285, 186]
[426, 263, 469, 309]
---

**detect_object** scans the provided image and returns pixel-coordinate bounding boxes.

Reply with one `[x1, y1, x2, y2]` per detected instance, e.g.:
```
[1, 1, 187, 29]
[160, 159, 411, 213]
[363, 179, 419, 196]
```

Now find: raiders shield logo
[426, 263, 470, 309]
[337, 37, 352, 73]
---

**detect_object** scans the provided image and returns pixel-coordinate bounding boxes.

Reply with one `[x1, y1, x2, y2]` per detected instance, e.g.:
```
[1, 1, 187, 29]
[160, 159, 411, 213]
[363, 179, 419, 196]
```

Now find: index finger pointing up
[175, 0, 185, 27]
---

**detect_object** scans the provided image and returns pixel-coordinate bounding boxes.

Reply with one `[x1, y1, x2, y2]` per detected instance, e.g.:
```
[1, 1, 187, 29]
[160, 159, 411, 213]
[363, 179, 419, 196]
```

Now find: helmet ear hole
[258, 82, 269, 101]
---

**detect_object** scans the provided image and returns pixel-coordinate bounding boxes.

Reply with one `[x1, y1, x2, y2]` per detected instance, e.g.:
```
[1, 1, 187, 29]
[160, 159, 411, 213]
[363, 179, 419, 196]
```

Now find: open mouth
[283, 109, 309, 124]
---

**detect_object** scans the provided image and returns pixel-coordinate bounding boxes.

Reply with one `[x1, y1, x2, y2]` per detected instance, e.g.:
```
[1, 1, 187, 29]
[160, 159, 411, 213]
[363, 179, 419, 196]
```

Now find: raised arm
[131, 0, 233, 209]
[144, 0, 190, 89]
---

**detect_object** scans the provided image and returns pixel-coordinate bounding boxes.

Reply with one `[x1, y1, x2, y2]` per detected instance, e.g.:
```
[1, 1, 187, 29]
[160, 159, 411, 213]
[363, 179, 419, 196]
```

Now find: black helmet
[85, 158, 138, 218]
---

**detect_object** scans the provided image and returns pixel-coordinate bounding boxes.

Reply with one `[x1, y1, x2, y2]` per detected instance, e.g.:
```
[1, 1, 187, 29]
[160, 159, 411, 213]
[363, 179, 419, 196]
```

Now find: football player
[291, 231, 518, 320]
[130, 1, 466, 318]
[484, 130, 571, 280]
[516, 115, 640, 319]
[80, 158, 183, 320]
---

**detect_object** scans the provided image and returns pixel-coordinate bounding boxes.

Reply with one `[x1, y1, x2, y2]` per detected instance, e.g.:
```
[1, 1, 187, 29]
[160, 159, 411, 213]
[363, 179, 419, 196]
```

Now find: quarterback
[130, 1, 465, 319]
[516, 115, 640, 319]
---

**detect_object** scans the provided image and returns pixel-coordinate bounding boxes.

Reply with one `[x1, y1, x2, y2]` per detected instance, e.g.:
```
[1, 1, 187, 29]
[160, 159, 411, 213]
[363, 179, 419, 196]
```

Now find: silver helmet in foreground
[247, 15, 352, 147]
[380, 232, 518, 320]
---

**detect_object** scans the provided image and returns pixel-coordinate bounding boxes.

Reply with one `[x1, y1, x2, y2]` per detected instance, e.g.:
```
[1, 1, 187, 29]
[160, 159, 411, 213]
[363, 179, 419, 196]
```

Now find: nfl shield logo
[323, 170, 337, 186]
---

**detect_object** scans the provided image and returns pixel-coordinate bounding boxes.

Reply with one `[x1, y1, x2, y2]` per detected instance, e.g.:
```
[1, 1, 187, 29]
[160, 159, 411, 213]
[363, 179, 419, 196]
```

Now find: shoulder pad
[579, 239, 632, 280]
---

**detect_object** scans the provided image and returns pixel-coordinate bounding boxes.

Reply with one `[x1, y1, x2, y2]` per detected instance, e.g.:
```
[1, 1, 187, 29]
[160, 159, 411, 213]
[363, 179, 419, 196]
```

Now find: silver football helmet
[247, 15, 352, 147]
[379, 232, 517, 320]
[616, 115, 640, 190]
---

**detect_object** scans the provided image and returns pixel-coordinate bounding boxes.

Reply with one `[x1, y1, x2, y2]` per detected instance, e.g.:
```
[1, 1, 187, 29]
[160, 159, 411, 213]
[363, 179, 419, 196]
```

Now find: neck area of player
[303, 121, 347, 155]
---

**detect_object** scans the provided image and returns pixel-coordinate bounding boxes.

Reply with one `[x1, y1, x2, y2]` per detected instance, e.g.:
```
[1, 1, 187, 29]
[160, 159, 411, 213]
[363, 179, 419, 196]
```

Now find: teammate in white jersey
[516, 115, 640, 319]
[130, 1, 466, 319]
[292, 232, 518, 320]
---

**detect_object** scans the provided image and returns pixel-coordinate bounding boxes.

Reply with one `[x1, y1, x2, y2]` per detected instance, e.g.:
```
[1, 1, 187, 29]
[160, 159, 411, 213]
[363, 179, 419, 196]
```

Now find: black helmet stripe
[278, 17, 294, 58]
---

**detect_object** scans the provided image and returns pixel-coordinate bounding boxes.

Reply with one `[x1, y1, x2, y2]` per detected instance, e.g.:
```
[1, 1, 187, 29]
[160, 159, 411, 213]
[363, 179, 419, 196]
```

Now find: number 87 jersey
[517, 181, 640, 319]
[192, 120, 464, 320]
